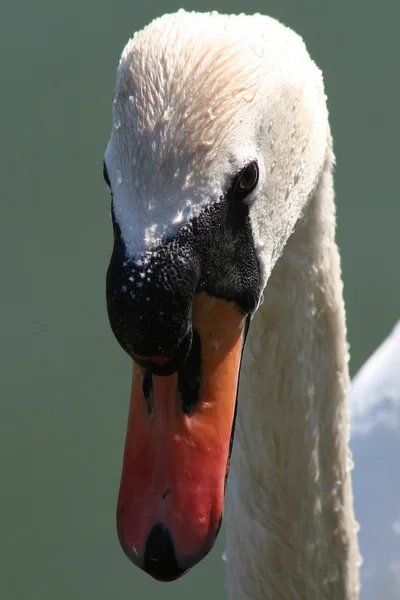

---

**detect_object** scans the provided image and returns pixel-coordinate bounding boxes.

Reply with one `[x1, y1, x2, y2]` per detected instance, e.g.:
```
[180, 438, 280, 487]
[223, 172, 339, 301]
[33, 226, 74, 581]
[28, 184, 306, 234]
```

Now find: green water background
[1, 1, 399, 598]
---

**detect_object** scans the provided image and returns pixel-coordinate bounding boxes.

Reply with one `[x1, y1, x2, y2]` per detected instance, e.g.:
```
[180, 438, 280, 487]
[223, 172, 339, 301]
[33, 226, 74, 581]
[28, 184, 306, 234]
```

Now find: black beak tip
[143, 524, 188, 582]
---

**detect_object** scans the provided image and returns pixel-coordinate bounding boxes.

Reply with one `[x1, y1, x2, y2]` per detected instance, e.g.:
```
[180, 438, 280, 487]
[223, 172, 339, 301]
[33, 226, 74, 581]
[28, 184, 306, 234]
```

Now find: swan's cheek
[116, 294, 246, 580]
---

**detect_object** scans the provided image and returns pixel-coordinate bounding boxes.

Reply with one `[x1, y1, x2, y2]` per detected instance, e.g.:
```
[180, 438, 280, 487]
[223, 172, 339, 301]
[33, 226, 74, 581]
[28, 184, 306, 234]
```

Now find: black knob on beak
[130, 326, 193, 376]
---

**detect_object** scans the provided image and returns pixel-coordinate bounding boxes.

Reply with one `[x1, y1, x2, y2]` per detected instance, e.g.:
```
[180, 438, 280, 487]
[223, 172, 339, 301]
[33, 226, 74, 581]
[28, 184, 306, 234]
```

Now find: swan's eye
[237, 161, 259, 195]
[103, 160, 111, 190]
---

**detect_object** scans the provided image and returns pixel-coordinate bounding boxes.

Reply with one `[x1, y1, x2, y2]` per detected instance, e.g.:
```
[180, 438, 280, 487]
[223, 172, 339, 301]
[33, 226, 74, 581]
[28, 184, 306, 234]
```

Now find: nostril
[144, 524, 186, 581]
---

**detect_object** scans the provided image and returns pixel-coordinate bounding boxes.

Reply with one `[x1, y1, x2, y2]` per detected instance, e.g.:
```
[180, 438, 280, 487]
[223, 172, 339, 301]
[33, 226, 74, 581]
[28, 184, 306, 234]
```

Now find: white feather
[350, 322, 400, 599]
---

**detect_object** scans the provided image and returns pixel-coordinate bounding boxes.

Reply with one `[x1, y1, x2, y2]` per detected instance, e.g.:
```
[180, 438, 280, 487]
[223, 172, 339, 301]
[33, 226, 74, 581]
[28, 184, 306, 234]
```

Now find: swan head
[104, 10, 329, 581]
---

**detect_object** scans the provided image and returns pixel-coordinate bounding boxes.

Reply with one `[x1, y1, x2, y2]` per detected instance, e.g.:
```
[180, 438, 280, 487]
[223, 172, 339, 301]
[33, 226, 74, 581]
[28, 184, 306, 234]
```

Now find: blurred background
[1, 1, 398, 598]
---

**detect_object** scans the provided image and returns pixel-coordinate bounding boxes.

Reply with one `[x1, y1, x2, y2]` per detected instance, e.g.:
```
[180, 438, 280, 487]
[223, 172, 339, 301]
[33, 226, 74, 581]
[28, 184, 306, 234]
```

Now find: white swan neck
[226, 148, 360, 599]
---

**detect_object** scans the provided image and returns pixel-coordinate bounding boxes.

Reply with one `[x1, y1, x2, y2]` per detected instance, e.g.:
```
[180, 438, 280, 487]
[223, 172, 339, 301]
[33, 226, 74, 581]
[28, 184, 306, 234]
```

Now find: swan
[103, 10, 375, 599]
[350, 321, 400, 599]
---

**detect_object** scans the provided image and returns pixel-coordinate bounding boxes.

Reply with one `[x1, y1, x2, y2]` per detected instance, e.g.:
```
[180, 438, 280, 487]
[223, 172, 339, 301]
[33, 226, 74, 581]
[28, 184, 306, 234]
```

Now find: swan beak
[116, 293, 246, 581]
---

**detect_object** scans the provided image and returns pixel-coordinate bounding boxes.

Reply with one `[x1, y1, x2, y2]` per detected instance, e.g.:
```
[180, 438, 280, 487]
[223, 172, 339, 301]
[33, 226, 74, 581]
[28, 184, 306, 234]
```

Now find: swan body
[104, 10, 367, 599]
[350, 321, 400, 599]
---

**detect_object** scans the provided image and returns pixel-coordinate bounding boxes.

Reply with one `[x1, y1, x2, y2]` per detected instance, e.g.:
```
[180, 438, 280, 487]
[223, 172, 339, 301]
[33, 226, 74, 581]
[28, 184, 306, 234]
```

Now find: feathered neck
[225, 145, 360, 599]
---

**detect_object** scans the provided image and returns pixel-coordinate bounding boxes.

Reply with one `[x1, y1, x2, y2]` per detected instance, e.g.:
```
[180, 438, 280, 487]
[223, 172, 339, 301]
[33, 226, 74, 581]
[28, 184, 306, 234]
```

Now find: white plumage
[351, 322, 400, 598]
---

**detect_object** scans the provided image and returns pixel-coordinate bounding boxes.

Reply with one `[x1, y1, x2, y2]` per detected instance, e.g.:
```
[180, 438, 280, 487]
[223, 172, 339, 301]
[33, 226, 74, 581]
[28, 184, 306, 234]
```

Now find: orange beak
[116, 293, 247, 580]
